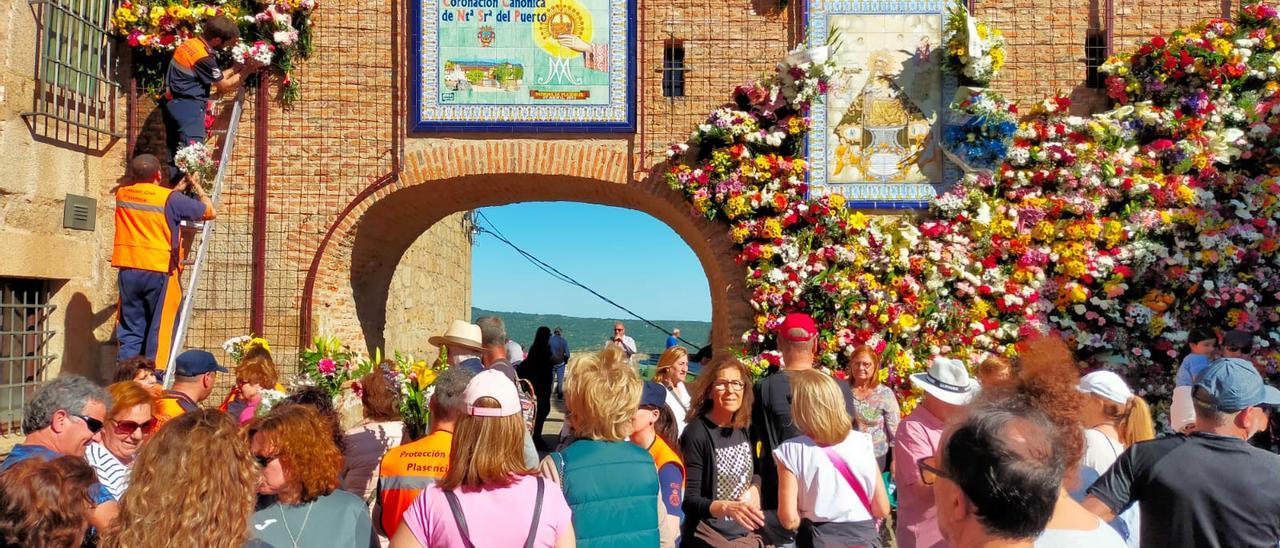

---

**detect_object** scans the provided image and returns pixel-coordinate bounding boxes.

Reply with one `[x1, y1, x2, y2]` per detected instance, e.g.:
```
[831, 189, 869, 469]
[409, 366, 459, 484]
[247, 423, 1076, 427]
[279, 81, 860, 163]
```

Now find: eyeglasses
[918, 456, 949, 486]
[713, 380, 746, 392]
[254, 454, 276, 468]
[112, 418, 157, 436]
[614, 328, 624, 332]
[70, 413, 104, 434]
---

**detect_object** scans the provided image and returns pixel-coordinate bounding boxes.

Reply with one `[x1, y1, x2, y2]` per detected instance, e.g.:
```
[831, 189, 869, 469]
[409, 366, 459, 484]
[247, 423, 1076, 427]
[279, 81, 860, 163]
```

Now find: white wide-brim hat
[910, 357, 981, 405]
[428, 320, 483, 352]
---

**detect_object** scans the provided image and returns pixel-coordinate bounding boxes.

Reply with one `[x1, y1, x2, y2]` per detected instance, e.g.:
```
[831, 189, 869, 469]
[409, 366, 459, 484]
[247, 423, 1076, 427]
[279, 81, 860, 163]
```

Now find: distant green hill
[473, 307, 710, 357]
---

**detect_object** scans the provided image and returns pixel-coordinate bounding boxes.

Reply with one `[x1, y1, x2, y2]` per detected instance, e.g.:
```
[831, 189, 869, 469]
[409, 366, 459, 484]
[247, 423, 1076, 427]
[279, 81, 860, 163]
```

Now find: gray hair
[23, 375, 111, 434]
[475, 316, 507, 348]
[430, 366, 476, 422]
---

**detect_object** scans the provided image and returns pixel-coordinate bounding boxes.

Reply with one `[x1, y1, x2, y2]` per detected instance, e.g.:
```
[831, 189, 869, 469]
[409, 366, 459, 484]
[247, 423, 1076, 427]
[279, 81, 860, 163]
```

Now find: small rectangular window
[25, 0, 122, 137]
[1085, 30, 1109, 89]
[0, 279, 55, 437]
[663, 41, 686, 98]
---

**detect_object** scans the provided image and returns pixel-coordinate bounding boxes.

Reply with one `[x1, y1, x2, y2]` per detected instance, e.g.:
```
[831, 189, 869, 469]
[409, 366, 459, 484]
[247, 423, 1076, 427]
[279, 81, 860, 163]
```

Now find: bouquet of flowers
[231, 40, 275, 66]
[941, 0, 1006, 86]
[942, 89, 1018, 172]
[298, 335, 372, 399]
[254, 388, 288, 418]
[222, 335, 271, 363]
[385, 351, 446, 441]
[174, 141, 217, 181]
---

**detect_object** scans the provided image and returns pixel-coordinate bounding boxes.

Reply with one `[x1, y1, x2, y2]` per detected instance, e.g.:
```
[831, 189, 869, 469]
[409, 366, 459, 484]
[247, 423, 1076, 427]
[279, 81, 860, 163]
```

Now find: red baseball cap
[777, 313, 818, 342]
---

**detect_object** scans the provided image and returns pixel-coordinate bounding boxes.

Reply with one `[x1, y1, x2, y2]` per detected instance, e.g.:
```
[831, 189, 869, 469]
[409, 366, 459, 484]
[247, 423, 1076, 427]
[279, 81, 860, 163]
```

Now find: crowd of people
[1, 310, 1279, 548]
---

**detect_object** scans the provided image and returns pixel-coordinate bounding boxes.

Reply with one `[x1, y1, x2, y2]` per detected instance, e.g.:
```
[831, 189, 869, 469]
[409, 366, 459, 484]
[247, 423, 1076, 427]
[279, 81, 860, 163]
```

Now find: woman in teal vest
[540, 347, 662, 547]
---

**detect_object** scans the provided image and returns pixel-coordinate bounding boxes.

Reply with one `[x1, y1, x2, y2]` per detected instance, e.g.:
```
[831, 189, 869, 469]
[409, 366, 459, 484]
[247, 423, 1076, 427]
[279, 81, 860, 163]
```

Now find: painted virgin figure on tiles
[827, 14, 943, 184]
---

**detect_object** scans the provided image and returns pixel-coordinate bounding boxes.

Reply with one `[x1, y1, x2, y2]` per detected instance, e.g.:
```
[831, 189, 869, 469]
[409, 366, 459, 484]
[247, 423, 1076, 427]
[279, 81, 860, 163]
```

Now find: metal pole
[251, 83, 269, 336]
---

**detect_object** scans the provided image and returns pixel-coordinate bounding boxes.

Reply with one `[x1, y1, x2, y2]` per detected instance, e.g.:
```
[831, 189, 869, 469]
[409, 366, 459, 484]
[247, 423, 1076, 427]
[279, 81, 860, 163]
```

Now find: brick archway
[301, 139, 752, 355]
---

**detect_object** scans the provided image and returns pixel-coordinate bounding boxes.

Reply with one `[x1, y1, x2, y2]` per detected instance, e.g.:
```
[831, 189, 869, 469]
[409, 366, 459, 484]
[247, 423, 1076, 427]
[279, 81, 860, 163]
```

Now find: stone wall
[384, 212, 473, 364]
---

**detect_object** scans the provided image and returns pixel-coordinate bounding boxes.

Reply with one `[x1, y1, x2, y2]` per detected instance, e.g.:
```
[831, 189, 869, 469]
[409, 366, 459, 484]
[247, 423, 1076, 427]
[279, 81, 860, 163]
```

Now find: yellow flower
[1032, 221, 1056, 241]
[1213, 38, 1232, 56]
[730, 225, 750, 244]
[1067, 284, 1089, 303]
[762, 218, 783, 239]
[847, 211, 869, 230]
[895, 313, 918, 332]
[247, 337, 271, 353]
[829, 193, 846, 210]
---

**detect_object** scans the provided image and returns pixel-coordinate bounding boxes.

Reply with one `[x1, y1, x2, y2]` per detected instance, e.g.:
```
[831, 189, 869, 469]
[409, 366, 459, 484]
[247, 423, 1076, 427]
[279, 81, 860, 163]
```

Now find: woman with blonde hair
[779, 369, 890, 547]
[680, 356, 764, 547]
[85, 381, 157, 499]
[1074, 370, 1153, 545]
[101, 409, 258, 548]
[541, 346, 662, 547]
[249, 404, 375, 547]
[392, 369, 574, 547]
[653, 346, 693, 437]
[845, 345, 901, 471]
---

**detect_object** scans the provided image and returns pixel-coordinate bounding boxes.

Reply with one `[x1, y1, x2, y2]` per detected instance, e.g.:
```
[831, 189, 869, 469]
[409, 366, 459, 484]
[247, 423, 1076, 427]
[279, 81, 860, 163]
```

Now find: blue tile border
[409, 0, 637, 133]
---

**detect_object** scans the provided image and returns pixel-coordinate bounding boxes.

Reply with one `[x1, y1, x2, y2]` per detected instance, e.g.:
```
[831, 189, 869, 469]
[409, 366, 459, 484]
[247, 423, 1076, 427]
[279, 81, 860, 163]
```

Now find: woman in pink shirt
[390, 370, 576, 548]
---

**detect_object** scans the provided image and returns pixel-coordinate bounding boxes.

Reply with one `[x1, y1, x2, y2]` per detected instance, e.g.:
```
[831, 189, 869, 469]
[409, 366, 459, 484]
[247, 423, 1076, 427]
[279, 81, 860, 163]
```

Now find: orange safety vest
[377, 430, 452, 537]
[166, 37, 212, 98]
[648, 435, 686, 511]
[112, 182, 177, 273]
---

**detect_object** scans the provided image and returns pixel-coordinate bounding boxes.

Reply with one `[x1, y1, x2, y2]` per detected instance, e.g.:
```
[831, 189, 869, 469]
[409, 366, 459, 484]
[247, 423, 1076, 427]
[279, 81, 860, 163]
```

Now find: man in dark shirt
[751, 313, 858, 512]
[161, 16, 258, 183]
[1084, 357, 1280, 548]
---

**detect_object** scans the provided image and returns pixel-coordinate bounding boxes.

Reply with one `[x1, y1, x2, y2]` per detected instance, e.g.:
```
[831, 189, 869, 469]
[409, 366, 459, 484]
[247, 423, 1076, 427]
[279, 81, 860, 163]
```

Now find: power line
[472, 210, 700, 348]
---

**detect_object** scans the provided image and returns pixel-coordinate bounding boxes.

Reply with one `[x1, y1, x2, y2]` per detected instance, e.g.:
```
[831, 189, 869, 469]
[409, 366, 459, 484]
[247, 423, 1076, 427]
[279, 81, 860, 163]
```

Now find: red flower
[1151, 35, 1166, 48]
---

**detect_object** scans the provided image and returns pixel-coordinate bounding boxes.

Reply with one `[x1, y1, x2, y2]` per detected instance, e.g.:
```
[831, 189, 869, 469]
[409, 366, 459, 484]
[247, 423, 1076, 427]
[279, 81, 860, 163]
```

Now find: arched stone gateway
[301, 139, 753, 356]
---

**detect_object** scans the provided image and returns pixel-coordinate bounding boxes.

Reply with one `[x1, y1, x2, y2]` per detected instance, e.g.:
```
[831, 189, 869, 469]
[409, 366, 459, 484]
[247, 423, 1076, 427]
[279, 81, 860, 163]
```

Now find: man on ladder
[112, 154, 216, 372]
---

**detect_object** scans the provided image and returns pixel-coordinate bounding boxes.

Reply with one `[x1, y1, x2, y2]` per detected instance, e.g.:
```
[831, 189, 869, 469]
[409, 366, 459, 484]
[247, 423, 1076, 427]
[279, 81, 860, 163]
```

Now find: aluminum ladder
[161, 88, 246, 389]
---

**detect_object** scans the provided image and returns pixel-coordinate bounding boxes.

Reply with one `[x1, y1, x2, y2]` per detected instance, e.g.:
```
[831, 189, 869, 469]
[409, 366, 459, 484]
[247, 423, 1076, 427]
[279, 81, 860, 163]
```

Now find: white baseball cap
[463, 369, 522, 417]
[1077, 370, 1133, 405]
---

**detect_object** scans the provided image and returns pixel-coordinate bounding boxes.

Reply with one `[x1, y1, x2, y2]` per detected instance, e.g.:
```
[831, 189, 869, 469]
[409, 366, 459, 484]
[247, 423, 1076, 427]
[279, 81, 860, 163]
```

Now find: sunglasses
[918, 456, 949, 485]
[254, 454, 276, 468]
[70, 413, 104, 434]
[112, 418, 157, 436]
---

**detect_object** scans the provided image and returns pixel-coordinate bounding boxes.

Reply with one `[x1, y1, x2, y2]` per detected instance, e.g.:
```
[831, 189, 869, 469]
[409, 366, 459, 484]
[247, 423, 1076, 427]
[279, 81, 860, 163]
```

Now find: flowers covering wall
[666, 3, 1280, 407]
[112, 0, 316, 103]
[941, 0, 1006, 86]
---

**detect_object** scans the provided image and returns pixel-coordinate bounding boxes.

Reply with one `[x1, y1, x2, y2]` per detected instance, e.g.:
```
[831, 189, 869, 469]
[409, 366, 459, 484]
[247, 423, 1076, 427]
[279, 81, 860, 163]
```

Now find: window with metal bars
[662, 40, 686, 98]
[1085, 29, 1110, 89]
[23, 0, 122, 137]
[0, 279, 56, 437]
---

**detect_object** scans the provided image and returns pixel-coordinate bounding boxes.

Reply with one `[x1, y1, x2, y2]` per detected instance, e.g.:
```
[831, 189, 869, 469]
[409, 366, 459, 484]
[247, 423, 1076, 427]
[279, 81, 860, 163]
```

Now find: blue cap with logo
[1194, 357, 1280, 412]
[640, 381, 668, 408]
[174, 349, 229, 377]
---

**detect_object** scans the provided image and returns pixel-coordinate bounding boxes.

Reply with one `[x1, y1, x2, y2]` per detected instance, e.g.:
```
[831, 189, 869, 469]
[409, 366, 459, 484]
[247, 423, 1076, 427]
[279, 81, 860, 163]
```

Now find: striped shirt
[85, 442, 130, 500]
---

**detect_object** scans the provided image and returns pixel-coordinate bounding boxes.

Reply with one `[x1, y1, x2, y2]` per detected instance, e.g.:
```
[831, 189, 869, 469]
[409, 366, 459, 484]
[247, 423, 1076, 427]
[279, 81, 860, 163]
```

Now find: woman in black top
[680, 356, 765, 547]
[518, 326, 555, 450]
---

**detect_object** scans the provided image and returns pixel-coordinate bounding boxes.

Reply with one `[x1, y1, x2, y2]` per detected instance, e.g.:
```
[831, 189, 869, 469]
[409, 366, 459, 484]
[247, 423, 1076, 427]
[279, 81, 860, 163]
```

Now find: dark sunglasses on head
[70, 413, 104, 434]
[113, 418, 157, 436]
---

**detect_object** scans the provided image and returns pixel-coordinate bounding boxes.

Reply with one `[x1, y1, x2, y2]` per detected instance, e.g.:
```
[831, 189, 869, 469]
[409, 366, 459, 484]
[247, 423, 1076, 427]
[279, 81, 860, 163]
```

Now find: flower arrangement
[174, 141, 217, 181]
[941, 0, 1006, 86]
[221, 334, 271, 363]
[111, 0, 317, 103]
[384, 351, 446, 441]
[254, 388, 288, 418]
[942, 89, 1018, 172]
[298, 335, 372, 399]
[232, 40, 275, 66]
[666, 5, 1280, 411]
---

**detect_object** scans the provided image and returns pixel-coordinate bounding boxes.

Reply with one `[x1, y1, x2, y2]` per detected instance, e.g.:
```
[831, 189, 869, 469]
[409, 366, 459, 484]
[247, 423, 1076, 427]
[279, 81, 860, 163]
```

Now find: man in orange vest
[162, 15, 258, 183]
[376, 365, 475, 539]
[113, 154, 215, 368]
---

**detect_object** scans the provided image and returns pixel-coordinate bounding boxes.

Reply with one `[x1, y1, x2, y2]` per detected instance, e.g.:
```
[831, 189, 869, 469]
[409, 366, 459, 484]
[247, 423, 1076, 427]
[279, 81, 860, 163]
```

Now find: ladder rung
[180, 220, 205, 230]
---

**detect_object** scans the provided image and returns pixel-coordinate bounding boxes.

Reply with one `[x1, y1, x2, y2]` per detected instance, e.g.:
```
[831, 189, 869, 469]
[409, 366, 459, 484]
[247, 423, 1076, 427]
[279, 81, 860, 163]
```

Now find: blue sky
[471, 202, 712, 322]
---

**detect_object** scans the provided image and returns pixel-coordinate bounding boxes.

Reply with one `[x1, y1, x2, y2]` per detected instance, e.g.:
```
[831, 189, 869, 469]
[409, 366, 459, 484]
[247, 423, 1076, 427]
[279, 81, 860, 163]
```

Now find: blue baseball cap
[174, 349, 228, 377]
[640, 381, 668, 408]
[1194, 358, 1280, 412]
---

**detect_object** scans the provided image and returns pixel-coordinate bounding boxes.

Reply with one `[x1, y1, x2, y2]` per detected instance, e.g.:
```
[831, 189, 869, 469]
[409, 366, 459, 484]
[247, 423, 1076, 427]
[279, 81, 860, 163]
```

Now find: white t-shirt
[773, 431, 880, 524]
[665, 383, 692, 438]
[1082, 428, 1125, 473]
[506, 340, 525, 364]
[84, 442, 129, 500]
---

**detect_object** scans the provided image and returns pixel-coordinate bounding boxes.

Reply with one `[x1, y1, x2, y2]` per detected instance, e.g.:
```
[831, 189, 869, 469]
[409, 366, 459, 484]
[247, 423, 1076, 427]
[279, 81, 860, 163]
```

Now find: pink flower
[318, 358, 336, 374]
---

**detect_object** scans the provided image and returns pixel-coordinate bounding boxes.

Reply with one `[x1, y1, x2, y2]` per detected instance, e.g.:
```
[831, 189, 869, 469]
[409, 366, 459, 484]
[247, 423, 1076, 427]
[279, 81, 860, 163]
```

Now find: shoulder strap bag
[820, 445, 873, 516]
[444, 477, 546, 548]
